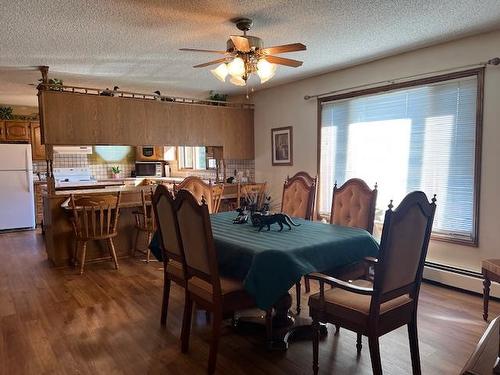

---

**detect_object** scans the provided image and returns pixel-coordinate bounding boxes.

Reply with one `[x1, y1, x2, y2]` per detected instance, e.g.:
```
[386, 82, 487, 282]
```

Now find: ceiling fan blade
[230, 36, 250, 52]
[193, 58, 228, 68]
[180, 48, 227, 54]
[260, 43, 306, 55]
[265, 55, 303, 67]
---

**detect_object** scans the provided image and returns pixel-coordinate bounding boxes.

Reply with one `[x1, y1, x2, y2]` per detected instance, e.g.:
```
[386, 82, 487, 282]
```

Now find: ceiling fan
[180, 18, 306, 86]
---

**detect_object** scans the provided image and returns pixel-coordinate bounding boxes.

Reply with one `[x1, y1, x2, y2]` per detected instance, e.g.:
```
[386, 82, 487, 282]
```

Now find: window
[178, 146, 207, 170]
[319, 69, 483, 245]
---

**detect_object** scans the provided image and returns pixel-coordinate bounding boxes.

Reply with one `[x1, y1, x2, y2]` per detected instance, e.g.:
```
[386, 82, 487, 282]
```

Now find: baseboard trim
[423, 263, 500, 300]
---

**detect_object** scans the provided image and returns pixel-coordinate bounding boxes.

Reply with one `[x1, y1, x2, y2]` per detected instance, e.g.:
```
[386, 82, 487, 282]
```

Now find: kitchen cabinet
[30, 122, 46, 160]
[5, 121, 30, 141]
[39, 90, 255, 159]
[0, 121, 5, 141]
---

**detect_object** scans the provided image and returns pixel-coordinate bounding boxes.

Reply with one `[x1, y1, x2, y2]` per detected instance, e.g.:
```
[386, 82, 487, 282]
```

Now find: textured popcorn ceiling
[1, 0, 500, 106]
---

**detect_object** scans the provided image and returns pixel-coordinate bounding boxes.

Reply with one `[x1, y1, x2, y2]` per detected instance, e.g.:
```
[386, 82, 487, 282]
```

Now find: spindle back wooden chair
[133, 188, 156, 262]
[70, 193, 121, 274]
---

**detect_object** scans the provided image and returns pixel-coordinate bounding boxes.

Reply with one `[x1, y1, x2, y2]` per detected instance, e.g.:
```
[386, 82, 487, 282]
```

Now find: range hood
[53, 146, 93, 155]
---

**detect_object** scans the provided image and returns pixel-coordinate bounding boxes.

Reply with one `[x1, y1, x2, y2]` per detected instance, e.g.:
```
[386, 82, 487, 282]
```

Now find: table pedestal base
[234, 292, 328, 351]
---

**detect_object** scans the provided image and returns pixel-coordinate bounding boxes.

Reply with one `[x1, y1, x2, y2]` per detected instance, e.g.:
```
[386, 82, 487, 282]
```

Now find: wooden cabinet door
[30, 122, 46, 160]
[5, 121, 30, 141]
[0, 121, 5, 141]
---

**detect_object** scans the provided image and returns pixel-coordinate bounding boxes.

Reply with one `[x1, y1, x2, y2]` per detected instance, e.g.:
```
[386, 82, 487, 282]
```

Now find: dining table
[149, 211, 379, 349]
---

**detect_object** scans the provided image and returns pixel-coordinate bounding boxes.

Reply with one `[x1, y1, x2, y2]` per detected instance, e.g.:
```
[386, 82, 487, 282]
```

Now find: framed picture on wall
[271, 126, 293, 166]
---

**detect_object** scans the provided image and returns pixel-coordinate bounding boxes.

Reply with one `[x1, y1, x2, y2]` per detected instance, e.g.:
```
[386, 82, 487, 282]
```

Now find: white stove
[53, 167, 97, 189]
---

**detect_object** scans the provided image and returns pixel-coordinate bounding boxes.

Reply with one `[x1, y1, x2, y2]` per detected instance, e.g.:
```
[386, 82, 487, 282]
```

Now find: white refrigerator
[0, 144, 35, 230]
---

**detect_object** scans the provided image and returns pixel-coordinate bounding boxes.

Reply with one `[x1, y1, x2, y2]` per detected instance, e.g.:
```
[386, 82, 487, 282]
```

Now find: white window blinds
[319, 75, 479, 242]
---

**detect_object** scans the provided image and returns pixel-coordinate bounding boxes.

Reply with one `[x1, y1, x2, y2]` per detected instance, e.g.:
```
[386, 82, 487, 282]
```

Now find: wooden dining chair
[308, 191, 436, 375]
[302, 178, 378, 296]
[69, 192, 122, 274]
[281, 172, 317, 313]
[211, 183, 225, 214]
[281, 172, 317, 220]
[151, 184, 186, 326]
[175, 189, 255, 375]
[132, 188, 156, 262]
[174, 176, 220, 214]
[237, 182, 267, 208]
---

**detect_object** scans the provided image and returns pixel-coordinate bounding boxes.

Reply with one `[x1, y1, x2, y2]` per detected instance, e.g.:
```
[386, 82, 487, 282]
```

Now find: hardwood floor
[0, 230, 496, 374]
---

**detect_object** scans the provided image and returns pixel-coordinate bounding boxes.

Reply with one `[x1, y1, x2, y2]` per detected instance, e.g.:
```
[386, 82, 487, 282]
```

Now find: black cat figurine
[251, 212, 300, 232]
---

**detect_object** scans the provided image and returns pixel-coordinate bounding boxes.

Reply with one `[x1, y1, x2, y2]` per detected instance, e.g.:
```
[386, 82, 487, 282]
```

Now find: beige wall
[253, 29, 500, 274]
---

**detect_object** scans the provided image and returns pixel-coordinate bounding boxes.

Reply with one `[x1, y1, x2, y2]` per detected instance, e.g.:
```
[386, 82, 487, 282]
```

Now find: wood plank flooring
[0, 230, 496, 374]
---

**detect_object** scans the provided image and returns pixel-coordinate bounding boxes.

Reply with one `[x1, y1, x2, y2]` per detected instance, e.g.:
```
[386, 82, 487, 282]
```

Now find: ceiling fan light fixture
[210, 63, 228, 82]
[257, 59, 277, 83]
[229, 75, 246, 86]
[227, 57, 245, 77]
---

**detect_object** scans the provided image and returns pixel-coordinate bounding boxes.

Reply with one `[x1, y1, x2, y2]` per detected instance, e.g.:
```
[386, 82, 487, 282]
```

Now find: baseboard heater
[423, 261, 500, 301]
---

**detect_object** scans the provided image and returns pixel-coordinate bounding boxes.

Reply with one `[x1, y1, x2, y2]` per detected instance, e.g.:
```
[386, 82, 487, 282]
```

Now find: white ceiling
[1, 0, 500, 106]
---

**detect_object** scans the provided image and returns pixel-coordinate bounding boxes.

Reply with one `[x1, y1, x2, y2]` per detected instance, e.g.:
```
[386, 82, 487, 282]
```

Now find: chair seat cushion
[482, 259, 500, 276]
[308, 279, 412, 321]
[166, 259, 184, 280]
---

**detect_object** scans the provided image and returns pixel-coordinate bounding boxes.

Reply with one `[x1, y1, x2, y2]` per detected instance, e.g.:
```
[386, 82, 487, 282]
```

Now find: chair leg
[483, 275, 491, 321]
[265, 308, 273, 348]
[408, 317, 421, 375]
[305, 276, 311, 293]
[181, 293, 194, 353]
[72, 239, 79, 267]
[133, 228, 140, 258]
[208, 312, 223, 375]
[146, 232, 152, 263]
[312, 318, 320, 375]
[356, 333, 362, 354]
[295, 282, 301, 315]
[335, 324, 340, 334]
[107, 238, 119, 270]
[79, 241, 87, 275]
[160, 277, 171, 326]
[368, 335, 383, 375]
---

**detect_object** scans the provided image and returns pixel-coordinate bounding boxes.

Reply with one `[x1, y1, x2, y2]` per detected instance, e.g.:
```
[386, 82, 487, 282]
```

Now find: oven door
[135, 162, 157, 177]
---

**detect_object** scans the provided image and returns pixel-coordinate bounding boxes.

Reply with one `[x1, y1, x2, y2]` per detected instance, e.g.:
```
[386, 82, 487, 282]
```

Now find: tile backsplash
[33, 146, 255, 182]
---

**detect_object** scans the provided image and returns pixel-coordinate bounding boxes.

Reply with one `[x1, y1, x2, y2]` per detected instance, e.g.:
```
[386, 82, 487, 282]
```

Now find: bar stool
[69, 193, 121, 274]
[133, 188, 156, 262]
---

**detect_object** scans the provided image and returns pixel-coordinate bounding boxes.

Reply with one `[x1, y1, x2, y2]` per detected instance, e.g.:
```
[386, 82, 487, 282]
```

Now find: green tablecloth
[211, 212, 379, 309]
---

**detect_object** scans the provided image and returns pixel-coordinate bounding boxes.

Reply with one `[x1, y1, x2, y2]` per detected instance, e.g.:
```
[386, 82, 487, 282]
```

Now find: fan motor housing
[226, 36, 263, 52]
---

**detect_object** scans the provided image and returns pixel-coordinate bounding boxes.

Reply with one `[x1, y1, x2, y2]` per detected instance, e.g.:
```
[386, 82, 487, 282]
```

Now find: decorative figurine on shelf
[251, 212, 300, 232]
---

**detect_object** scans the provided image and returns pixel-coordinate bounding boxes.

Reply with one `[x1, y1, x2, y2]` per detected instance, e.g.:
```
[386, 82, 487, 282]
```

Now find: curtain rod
[304, 57, 500, 100]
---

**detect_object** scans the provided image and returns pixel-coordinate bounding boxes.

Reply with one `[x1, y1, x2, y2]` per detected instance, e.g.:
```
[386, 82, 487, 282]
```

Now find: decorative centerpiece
[234, 195, 300, 232]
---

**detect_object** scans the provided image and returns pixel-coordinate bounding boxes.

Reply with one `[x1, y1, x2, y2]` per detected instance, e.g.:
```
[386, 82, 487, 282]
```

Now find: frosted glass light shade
[229, 75, 246, 86]
[257, 59, 277, 83]
[211, 63, 228, 82]
[227, 57, 245, 77]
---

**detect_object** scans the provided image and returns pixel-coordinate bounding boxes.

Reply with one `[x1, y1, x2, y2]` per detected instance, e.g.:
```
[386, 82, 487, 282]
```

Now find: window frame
[316, 68, 484, 246]
[177, 146, 207, 171]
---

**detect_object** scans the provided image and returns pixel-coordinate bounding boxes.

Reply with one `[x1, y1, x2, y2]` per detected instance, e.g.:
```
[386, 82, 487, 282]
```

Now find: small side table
[482, 259, 500, 321]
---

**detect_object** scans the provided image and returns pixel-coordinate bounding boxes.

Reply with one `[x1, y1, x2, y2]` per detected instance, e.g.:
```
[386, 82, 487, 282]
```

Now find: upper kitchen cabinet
[0, 121, 5, 141]
[39, 89, 255, 159]
[30, 122, 46, 160]
[5, 121, 30, 142]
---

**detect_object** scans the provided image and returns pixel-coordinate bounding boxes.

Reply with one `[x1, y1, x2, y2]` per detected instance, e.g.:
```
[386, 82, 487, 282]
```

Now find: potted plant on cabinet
[111, 166, 121, 179]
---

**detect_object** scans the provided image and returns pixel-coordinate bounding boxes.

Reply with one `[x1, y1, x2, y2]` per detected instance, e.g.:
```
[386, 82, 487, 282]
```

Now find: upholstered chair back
[175, 190, 221, 292]
[152, 185, 182, 259]
[374, 191, 436, 297]
[175, 176, 214, 212]
[70, 193, 121, 240]
[330, 178, 377, 233]
[281, 172, 317, 219]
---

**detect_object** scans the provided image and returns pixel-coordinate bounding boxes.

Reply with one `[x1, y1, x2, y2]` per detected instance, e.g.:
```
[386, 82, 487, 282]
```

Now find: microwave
[135, 162, 163, 177]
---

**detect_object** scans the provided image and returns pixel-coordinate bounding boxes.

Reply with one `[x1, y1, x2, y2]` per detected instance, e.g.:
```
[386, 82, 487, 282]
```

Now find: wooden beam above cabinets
[38, 90, 254, 159]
